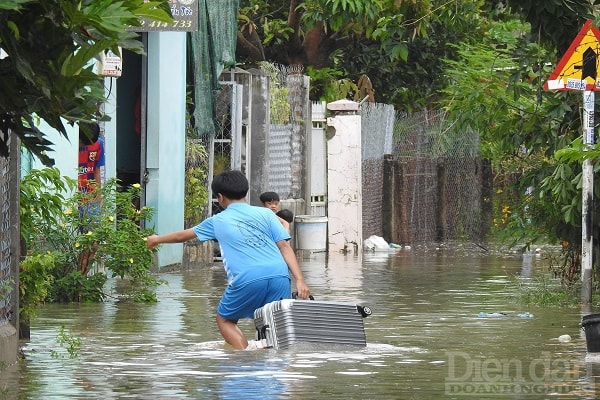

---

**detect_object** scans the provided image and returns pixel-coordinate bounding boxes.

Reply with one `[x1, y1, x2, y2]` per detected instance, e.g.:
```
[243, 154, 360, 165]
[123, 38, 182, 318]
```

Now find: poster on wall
[128, 0, 198, 32]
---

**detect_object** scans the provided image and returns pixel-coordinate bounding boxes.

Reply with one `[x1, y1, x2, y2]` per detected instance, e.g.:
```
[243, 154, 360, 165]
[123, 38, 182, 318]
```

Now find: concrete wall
[243, 69, 270, 205]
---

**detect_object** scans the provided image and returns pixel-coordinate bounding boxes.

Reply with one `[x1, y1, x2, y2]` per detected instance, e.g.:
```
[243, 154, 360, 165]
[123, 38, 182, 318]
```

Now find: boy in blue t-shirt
[146, 170, 311, 350]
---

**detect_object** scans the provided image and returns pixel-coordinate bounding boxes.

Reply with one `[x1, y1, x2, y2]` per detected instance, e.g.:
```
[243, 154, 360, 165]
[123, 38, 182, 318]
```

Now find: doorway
[116, 47, 145, 206]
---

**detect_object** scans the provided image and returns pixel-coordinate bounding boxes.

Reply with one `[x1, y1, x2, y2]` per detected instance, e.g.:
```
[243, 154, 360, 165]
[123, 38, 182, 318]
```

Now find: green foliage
[50, 325, 82, 359]
[52, 269, 107, 304]
[19, 252, 55, 323]
[512, 275, 579, 307]
[437, 14, 600, 291]
[441, 18, 565, 234]
[183, 91, 210, 227]
[504, 0, 595, 54]
[0, 278, 13, 302]
[184, 138, 209, 228]
[237, 0, 435, 103]
[305, 66, 358, 102]
[260, 62, 292, 123]
[20, 169, 163, 310]
[0, 0, 172, 165]
[20, 167, 76, 247]
[238, 0, 498, 109]
[298, 0, 383, 34]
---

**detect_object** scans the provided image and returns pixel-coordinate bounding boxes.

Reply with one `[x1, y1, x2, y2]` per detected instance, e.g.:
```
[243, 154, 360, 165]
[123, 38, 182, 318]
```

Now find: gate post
[326, 99, 362, 253]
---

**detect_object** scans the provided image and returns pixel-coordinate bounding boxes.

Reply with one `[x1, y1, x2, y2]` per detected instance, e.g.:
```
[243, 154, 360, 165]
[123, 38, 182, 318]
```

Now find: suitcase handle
[291, 292, 372, 318]
[291, 291, 314, 300]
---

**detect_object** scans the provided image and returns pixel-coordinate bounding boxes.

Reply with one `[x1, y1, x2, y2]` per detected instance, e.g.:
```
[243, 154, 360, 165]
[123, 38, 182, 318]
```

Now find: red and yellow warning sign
[545, 19, 600, 91]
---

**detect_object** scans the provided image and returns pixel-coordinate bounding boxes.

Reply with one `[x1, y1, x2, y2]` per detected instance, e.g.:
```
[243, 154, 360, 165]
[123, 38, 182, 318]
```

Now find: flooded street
[3, 245, 599, 399]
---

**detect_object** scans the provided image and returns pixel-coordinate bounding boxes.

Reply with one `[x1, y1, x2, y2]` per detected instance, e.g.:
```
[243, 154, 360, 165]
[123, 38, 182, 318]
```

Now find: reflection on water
[4, 246, 600, 399]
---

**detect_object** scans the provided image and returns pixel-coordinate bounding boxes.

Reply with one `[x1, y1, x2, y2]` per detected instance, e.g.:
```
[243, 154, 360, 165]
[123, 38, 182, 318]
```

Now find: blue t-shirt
[192, 203, 291, 286]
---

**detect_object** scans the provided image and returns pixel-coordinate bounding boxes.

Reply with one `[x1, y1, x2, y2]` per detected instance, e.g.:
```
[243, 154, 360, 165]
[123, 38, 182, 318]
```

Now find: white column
[326, 99, 362, 253]
[146, 32, 187, 267]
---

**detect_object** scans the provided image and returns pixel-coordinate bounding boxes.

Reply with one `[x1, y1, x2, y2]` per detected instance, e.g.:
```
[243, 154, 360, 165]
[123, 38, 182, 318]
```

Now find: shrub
[20, 169, 162, 314]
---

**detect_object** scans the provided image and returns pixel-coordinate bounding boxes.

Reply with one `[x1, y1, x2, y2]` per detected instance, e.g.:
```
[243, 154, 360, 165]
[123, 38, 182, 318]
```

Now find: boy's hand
[146, 234, 159, 249]
[295, 280, 311, 300]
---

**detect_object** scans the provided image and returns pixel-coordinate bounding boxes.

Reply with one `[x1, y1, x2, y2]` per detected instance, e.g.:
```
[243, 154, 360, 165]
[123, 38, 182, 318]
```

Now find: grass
[510, 275, 580, 307]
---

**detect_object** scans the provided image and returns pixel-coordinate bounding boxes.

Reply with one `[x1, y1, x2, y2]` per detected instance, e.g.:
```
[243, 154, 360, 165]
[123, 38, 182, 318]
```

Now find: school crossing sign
[545, 19, 600, 91]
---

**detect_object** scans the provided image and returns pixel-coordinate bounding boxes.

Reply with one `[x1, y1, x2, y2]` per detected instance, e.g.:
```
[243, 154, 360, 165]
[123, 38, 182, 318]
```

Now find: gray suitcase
[253, 298, 372, 350]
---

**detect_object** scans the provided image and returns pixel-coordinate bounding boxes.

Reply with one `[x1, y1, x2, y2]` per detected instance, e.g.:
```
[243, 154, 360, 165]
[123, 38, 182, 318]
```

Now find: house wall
[30, 123, 78, 181]
[28, 32, 187, 269]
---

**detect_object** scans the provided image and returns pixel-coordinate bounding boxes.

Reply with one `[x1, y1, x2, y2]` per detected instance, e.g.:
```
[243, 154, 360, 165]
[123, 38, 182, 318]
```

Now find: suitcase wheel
[257, 325, 269, 340]
[357, 305, 372, 318]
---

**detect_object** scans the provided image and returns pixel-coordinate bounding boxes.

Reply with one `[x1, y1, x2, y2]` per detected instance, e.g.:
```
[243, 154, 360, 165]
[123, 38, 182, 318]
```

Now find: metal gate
[206, 80, 244, 216]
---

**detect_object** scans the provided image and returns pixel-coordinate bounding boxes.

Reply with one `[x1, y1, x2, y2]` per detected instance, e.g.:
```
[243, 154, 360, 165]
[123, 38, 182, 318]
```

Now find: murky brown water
[3, 245, 600, 399]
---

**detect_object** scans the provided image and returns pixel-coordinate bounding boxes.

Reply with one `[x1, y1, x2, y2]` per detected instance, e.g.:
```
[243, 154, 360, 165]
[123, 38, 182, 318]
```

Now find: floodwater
[3, 245, 600, 399]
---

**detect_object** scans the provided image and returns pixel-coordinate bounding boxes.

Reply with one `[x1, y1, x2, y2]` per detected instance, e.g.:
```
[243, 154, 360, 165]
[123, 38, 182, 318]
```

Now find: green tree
[237, 1, 518, 108]
[441, 2, 599, 286]
[503, 0, 596, 55]
[237, 0, 435, 101]
[0, 0, 172, 165]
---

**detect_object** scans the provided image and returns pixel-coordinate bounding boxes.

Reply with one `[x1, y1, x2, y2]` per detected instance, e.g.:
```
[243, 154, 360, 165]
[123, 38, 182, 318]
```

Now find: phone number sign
[130, 0, 198, 32]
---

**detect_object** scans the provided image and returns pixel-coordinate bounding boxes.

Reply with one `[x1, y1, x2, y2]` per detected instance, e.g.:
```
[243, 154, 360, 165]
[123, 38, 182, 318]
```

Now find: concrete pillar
[0, 322, 17, 365]
[145, 32, 186, 267]
[326, 99, 362, 253]
[309, 101, 327, 216]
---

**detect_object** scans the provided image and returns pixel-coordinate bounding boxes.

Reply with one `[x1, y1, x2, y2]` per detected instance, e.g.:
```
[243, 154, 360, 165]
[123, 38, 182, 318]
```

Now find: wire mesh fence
[0, 147, 14, 328]
[391, 109, 482, 243]
[361, 103, 395, 238]
[362, 108, 482, 244]
[262, 63, 308, 200]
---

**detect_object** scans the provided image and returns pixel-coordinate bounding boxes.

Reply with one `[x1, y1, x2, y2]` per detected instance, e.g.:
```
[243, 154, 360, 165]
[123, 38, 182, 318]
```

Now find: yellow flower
[86, 231, 93, 236]
[129, 258, 134, 264]
[75, 242, 80, 248]
[65, 209, 73, 215]
[109, 216, 114, 222]
[132, 183, 141, 189]
[496, 189, 503, 194]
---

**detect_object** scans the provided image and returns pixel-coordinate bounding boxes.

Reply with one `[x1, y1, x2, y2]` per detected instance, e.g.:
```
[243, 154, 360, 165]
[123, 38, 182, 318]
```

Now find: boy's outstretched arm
[276, 240, 311, 299]
[146, 228, 197, 249]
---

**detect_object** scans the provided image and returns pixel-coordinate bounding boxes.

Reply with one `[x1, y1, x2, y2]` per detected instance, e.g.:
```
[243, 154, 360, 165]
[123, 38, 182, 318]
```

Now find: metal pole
[581, 89, 594, 304]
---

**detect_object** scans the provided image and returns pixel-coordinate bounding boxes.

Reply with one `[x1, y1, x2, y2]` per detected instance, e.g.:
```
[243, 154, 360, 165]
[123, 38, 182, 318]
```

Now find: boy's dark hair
[276, 209, 294, 223]
[212, 170, 248, 200]
[260, 191, 280, 203]
[79, 122, 100, 145]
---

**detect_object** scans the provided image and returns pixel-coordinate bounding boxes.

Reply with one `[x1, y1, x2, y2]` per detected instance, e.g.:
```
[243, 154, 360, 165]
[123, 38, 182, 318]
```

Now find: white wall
[30, 121, 78, 187]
